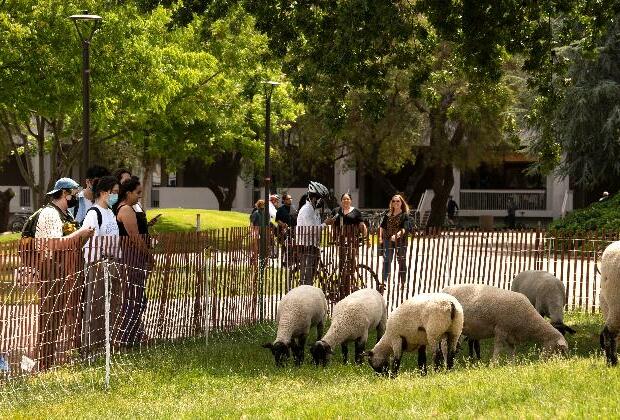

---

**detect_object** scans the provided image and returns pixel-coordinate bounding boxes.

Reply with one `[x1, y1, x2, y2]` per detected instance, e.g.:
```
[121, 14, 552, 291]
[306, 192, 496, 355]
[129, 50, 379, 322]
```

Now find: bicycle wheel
[355, 264, 384, 294]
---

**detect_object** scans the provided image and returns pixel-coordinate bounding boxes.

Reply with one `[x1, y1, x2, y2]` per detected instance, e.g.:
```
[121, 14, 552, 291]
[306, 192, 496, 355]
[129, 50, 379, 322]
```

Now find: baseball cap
[46, 177, 80, 195]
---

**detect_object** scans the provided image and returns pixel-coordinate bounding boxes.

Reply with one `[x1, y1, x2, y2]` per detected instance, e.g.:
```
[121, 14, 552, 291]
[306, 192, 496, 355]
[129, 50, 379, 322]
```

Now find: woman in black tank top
[115, 176, 150, 346]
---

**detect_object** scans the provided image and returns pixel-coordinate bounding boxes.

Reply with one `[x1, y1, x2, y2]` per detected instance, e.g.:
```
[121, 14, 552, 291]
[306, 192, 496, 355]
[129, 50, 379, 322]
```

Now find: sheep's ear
[262, 343, 273, 349]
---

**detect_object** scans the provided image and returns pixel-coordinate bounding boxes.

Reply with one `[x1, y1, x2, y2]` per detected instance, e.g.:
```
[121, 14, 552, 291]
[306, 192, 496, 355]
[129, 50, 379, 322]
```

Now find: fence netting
[0, 226, 616, 406]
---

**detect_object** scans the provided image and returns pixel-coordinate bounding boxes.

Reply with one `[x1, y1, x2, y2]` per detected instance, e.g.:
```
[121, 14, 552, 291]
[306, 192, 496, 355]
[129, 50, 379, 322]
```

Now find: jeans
[382, 239, 407, 282]
[299, 245, 320, 285]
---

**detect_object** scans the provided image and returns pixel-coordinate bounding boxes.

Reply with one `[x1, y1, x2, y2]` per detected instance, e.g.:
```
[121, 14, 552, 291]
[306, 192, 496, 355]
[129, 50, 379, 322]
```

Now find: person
[506, 197, 517, 229]
[250, 199, 266, 262]
[115, 176, 150, 346]
[32, 177, 95, 370]
[276, 194, 294, 265]
[81, 176, 122, 356]
[73, 165, 110, 224]
[269, 194, 280, 224]
[447, 196, 459, 226]
[113, 168, 160, 228]
[326, 193, 369, 297]
[296, 181, 330, 285]
[379, 194, 411, 285]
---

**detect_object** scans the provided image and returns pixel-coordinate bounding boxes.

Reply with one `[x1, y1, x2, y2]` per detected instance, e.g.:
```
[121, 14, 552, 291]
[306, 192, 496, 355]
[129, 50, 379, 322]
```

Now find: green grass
[146, 209, 249, 233]
[3, 311, 620, 418]
[0, 233, 19, 243]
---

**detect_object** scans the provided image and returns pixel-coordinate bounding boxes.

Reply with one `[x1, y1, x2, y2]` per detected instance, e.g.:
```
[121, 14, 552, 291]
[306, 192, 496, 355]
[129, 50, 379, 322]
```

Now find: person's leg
[396, 244, 408, 284]
[382, 240, 393, 282]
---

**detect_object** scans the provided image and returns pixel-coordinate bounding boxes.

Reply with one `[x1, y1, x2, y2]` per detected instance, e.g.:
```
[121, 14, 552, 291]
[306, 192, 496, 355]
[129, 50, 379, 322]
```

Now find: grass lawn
[3, 311, 620, 418]
[0, 233, 19, 243]
[147, 208, 248, 233]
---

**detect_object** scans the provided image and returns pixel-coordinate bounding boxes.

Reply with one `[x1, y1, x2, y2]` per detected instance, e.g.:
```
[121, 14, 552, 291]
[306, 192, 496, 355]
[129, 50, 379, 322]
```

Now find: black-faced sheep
[262, 285, 327, 366]
[511, 270, 576, 335]
[443, 284, 568, 361]
[310, 288, 387, 366]
[366, 293, 463, 376]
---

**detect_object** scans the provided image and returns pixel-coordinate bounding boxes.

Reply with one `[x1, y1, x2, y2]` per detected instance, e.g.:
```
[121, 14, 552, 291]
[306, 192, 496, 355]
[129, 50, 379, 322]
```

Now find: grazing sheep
[262, 285, 328, 366]
[443, 284, 568, 361]
[600, 241, 620, 366]
[511, 270, 576, 336]
[310, 288, 387, 366]
[367, 293, 463, 376]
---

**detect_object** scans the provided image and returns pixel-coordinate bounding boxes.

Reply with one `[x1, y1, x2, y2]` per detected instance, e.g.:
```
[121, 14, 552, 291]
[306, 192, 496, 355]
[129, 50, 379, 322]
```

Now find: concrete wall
[156, 187, 220, 210]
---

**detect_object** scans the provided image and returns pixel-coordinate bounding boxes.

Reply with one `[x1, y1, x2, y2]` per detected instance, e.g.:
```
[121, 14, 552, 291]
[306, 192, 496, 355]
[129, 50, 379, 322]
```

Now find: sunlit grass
[2, 311, 619, 418]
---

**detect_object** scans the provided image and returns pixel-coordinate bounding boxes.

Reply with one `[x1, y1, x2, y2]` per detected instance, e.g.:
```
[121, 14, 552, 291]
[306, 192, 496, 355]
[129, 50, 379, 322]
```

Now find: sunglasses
[391, 199, 401, 203]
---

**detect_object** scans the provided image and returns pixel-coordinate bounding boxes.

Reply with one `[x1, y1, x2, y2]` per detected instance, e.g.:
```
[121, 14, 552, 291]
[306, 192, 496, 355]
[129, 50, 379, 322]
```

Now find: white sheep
[511, 270, 576, 335]
[366, 293, 463, 376]
[443, 284, 568, 361]
[310, 288, 387, 366]
[262, 285, 328, 366]
[600, 241, 620, 366]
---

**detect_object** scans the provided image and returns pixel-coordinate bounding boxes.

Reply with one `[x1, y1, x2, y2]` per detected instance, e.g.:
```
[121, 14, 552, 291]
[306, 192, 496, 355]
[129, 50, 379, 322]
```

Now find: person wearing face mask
[30, 177, 95, 370]
[81, 175, 123, 355]
[73, 165, 110, 224]
[115, 176, 151, 347]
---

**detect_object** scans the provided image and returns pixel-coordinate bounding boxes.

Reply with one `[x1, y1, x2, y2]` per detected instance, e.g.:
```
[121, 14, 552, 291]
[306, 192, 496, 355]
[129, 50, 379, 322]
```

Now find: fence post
[103, 260, 111, 390]
[196, 214, 201, 232]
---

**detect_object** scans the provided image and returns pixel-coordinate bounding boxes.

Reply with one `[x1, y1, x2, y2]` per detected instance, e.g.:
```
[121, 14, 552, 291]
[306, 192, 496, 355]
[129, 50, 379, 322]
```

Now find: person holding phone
[115, 176, 151, 346]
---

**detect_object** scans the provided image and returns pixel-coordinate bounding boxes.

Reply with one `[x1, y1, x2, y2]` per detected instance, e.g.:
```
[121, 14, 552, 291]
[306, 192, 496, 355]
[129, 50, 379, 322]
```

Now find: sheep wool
[511, 270, 575, 335]
[310, 288, 387, 366]
[367, 293, 463, 376]
[443, 284, 568, 361]
[263, 285, 328, 366]
[600, 241, 620, 366]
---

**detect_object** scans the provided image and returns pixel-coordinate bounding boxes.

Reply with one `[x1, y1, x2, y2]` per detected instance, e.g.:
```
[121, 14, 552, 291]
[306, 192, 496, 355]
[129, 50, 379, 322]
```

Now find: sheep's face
[551, 322, 576, 336]
[262, 341, 290, 366]
[309, 341, 332, 366]
[544, 336, 568, 357]
[367, 350, 388, 375]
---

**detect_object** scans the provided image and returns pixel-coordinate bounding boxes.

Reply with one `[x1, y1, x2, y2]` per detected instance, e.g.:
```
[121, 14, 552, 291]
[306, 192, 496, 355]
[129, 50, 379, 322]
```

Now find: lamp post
[259, 80, 279, 321]
[69, 11, 102, 181]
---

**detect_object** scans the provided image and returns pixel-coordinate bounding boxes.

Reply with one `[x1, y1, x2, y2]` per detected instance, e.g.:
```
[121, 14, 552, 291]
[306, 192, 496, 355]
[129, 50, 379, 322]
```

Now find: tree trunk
[0, 188, 15, 232]
[205, 152, 242, 211]
[427, 163, 454, 227]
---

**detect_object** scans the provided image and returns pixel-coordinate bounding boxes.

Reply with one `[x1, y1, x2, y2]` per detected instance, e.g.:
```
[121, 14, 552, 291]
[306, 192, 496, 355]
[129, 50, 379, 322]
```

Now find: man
[276, 194, 294, 265]
[447, 196, 459, 226]
[296, 181, 329, 285]
[506, 197, 517, 229]
[33, 178, 94, 370]
[268, 194, 280, 224]
[73, 165, 110, 223]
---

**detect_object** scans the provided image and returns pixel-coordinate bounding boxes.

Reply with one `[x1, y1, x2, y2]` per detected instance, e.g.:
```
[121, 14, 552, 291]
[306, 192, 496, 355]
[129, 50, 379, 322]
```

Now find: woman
[379, 194, 411, 284]
[82, 175, 122, 355]
[328, 193, 369, 297]
[115, 176, 150, 346]
[250, 199, 266, 262]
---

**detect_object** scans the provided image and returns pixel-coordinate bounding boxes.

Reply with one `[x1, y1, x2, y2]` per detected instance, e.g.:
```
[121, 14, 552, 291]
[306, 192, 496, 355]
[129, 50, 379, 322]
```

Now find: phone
[148, 214, 163, 226]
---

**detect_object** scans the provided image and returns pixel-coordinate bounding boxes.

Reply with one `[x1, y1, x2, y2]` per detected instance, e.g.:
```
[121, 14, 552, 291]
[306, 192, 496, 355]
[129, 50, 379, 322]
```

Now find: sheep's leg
[417, 345, 427, 375]
[445, 333, 456, 370]
[341, 343, 349, 364]
[433, 342, 444, 371]
[491, 331, 508, 363]
[473, 339, 481, 360]
[317, 321, 324, 340]
[390, 336, 404, 377]
[294, 335, 307, 366]
[354, 338, 366, 365]
[601, 326, 619, 366]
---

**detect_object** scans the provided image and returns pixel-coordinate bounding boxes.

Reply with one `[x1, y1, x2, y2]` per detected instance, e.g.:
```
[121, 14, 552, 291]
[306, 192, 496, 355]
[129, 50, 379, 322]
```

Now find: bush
[549, 193, 620, 234]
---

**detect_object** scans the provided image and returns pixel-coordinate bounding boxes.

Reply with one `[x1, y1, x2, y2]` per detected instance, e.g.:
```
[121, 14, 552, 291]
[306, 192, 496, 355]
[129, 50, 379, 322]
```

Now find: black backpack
[85, 207, 103, 229]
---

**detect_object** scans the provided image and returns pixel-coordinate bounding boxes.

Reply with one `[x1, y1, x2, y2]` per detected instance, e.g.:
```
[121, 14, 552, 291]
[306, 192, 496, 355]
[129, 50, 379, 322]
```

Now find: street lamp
[69, 11, 102, 180]
[259, 80, 279, 321]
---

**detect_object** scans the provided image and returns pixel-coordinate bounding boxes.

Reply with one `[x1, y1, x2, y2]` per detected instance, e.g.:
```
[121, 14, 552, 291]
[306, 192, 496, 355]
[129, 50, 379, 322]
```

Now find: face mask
[108, 193, 119, 207]
[67, 195, 78, 209]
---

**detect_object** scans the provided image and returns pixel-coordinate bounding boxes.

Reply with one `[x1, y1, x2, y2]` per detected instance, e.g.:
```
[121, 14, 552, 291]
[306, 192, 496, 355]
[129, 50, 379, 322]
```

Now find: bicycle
[287, 235, 383, 304]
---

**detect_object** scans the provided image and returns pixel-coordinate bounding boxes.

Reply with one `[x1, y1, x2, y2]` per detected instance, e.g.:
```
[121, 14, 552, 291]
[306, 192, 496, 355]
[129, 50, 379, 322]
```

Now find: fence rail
[459, 189, 547, 211]
[0, 227, 616, 382]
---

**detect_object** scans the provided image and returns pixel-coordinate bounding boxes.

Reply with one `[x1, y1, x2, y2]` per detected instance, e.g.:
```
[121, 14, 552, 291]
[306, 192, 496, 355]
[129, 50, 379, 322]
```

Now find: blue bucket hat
[47, 177, 80, 195]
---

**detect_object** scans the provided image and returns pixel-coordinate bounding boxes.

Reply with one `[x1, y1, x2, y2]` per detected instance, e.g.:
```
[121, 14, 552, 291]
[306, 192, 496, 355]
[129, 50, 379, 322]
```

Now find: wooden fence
[0, 227, 616, 378]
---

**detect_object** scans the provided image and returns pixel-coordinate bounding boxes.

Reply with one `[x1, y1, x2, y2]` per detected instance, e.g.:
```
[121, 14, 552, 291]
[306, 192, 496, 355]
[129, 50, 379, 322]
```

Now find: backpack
[20, 207, 45, 238]
[85, 206, 103, 229]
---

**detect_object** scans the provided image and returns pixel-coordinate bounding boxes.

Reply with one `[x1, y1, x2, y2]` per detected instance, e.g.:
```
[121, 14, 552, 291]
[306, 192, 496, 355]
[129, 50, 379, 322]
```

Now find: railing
[459, 189, 547, 211]
[18, 188, 31, 210]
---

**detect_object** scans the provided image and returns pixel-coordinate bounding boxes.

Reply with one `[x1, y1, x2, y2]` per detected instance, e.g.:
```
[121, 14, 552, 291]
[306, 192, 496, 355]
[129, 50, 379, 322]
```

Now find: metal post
[196, 213, 201, 232]
[103, 260, 111, 390]
[81, 38, 91, 180]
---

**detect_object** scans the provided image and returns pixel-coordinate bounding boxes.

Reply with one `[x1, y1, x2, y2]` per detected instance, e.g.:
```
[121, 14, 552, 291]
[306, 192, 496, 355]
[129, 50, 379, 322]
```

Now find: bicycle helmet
[308, 181, 329, 197]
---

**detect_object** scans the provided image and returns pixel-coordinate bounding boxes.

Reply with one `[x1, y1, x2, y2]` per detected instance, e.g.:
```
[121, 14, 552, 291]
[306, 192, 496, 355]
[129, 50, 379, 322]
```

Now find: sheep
[366, 293, 463, 376]
[262, 285, 328, 366]
[599, 241, 620, 366]
[443, 284, 568, 361]
[510, 270, 576, 336]
[309, 288, 387, 366]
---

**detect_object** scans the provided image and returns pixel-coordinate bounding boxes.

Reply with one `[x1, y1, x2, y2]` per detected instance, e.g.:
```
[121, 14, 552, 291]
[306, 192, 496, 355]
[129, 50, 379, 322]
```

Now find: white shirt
[269, 202, 277, 224]
[35, 207, 64, 239]
[82, 204, 120, 263]
[295, 201, 323, 246]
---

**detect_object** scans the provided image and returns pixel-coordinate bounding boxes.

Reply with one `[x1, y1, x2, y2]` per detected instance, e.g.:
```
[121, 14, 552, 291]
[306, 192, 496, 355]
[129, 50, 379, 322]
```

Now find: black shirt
[333, 207, 363, 226]
[447, 200, 459, 216]
[275, 205, 293, 226]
